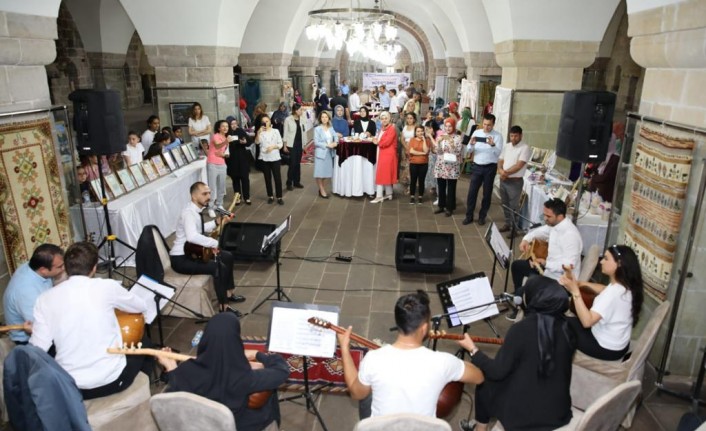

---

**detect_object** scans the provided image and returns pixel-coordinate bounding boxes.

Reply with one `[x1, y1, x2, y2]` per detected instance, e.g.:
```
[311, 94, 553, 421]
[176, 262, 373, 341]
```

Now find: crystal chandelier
[305, 0, 401, 66]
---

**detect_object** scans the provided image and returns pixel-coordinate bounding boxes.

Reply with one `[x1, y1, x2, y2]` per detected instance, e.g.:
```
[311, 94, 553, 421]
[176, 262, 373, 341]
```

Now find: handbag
[443, 152, 457, 163]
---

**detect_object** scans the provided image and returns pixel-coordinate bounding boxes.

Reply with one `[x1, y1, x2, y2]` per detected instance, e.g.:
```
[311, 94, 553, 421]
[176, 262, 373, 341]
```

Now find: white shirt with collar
[30, 275, 148, 389]
[349, 93, 361, 112]
[468, 128, 504, 165]
[522, 217, 582, 280]
[170, 202, 218, 256]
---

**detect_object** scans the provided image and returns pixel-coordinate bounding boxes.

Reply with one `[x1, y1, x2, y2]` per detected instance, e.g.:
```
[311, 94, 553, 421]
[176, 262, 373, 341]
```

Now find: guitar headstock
[107, 342, 143, 354]
[307, 317, 332, 329]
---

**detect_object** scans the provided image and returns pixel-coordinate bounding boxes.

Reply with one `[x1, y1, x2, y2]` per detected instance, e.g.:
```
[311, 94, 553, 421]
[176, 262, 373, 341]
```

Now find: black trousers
[80, 334, 153, 400]
[230, 174, 250, 201]
[566, 317, 629, 361]
[262, 160, 283, 198]
[436, 178, 457, 211]
[511, 259, 540, 296]
[286, 143, 303, 186]
[409, 163, 428, 197]
[466, 163, 497, 220]
[170, 250, 235, 305]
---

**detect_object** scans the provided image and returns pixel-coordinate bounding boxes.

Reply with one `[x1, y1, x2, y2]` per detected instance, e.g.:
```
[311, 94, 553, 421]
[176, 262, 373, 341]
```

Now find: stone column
[446, 57, 466, 82]
[494, 40, 599, 156]
[464, 51, 501, 81]
[238, 53, 292, 112]
[87, 52, 128, 104]
[0, 11, 57, 112]
[318, 58, 335, 94]
[144, 45, 239, 129]
[627, 0, 706, 378]
[289, 56, 318, 102]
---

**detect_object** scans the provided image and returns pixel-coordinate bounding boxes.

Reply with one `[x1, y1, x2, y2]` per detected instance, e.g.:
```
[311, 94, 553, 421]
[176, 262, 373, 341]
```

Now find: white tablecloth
[521, 179, 608, 255]
[332, 155, 376, 197]
[70, 159, 207, 266]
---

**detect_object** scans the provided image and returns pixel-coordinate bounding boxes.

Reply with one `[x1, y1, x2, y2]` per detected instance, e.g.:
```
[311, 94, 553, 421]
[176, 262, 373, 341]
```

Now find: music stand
[126, 273, 208, 346]
[483, 223, 511, 289]
[435, 273, 503, 357]
[251, 215, 292, 313]
[268, 301, 339, 431]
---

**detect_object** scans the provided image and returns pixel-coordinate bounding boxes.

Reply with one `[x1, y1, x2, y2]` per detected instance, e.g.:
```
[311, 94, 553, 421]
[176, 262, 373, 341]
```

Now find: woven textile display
[243, 336, 366, 393]
[0, 118, 71, 273]
[623, 125, 695, 300]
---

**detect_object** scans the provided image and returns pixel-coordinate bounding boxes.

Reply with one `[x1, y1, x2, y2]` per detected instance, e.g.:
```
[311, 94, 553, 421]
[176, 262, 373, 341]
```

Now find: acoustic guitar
[184, 193, 239, 262]
[520, 239, 548, 275]
[307, 317, 502, 418]
[0, 324, 26, 332]
[107, 344, 271, 409]
[115, 310, 145, 345]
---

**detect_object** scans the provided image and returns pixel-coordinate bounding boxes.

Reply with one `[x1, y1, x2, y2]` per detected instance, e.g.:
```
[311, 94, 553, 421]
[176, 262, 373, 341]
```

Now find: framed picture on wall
[170, 102, 194, 127]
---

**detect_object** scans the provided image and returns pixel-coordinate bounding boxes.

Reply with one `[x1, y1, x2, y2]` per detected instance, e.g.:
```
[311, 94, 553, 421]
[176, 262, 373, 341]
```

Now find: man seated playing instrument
[30, 242, 150, 399]
[169, 181, 243, 314]
[508, 198, 582, 321]
[337, 290, 484, 417]
[3, 244, 65, 345]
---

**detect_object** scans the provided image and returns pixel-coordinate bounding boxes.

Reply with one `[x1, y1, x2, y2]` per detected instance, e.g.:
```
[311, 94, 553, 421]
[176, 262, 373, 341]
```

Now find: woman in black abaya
[157, 313, 289, 431]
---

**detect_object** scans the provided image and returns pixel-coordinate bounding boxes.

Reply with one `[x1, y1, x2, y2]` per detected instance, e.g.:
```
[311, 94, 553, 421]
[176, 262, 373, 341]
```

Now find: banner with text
[362, 73, 412, 91]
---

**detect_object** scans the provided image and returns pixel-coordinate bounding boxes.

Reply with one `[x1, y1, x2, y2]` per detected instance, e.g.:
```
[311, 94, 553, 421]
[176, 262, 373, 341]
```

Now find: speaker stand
[571, 162, 587, 224]
[95, 157, 136, 279]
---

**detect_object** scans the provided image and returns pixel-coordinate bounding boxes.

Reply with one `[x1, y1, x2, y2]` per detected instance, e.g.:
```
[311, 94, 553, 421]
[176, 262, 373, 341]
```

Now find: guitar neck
[323, 322, 382, 350]
[107, 347, 194, 362]
[0, 324, 25, 332]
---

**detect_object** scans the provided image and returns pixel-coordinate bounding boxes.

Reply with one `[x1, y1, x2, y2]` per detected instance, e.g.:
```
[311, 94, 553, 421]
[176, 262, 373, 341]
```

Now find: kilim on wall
[623, 125, 695, 301]
[0, 118, 71, 274]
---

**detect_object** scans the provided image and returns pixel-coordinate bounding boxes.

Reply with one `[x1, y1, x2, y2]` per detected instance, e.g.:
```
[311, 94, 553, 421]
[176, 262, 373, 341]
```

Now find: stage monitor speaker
[219, 222, 277, 261]
[69, 89, 126, 155]
[556, 90, 616, 163]
[395, 232, 454, 274]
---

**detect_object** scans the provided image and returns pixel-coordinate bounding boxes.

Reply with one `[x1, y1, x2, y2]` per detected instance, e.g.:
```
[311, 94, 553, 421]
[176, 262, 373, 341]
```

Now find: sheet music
[488, 223, 511, 268]
[129, 275, 175, 324]
[447, 277, 499, 325]
[261, 215, 291, 252]
[268, 305, 338, 358]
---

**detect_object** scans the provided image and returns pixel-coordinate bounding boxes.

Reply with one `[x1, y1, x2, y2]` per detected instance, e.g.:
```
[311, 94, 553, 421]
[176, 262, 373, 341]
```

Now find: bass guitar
[184, 193, 239, 262]
[107, 343, 271, 409]
[307, 317, 502, 418]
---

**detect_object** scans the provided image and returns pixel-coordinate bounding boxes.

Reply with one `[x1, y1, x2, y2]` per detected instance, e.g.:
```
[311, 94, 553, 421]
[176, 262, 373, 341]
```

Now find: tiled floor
[128, 161, 698, 430]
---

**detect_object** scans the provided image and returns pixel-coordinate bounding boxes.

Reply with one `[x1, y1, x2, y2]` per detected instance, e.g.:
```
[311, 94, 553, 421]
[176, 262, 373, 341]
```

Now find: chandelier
[305, 0, 402, 66]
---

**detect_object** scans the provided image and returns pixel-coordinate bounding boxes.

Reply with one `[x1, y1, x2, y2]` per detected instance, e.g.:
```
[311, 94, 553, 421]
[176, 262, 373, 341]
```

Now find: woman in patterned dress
[433, 118, 463, 217]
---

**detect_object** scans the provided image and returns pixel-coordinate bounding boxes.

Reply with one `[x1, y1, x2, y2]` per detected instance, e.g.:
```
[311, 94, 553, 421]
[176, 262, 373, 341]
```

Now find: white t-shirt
[358, 345, 465, 417]
[591, 282, 633, 351]
[189, 115, 211, 142]
[141, 129, 156, 147]
[122, 142, 145, 165]
[30, 275, 148, 389]
[349, 93, 361, 112]
[499, 141, 531, 178]
[389, 95, 400, 114]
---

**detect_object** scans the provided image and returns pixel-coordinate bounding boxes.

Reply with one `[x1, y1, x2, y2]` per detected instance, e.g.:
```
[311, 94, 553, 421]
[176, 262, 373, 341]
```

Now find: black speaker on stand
[69, 89, 132, 277]
[555, 90, 616, 222]
[395, 232, 454, 273]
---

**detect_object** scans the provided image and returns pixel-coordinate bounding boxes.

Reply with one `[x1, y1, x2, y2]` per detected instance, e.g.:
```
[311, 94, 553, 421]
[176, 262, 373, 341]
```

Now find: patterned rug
[301, 140, 315, 165]
[623, 125, 695, 300]
[0, 118, 71, 273]
[243, 336, 367, 394]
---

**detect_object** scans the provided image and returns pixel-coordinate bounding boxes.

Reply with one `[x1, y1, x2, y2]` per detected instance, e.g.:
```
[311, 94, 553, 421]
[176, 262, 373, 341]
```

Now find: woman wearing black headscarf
[463, 276, 576, 431]
[156, 313, 289, 431]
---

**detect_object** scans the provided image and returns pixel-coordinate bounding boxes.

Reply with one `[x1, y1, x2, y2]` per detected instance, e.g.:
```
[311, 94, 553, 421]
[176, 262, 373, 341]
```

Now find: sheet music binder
[436, 271, 487, 328]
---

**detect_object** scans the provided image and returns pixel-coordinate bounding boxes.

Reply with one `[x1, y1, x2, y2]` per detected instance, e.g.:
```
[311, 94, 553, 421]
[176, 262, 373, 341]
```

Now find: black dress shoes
[462, 218, 474, 225]
[294, 183, 304, 189]
[478, 218, 486, 226]
[433, 208, 445, 214]
[228, 295, 246, 303]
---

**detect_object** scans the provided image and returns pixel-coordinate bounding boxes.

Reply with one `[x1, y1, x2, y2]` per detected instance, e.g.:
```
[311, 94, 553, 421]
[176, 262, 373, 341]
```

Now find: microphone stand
[501, 203, 542, 293]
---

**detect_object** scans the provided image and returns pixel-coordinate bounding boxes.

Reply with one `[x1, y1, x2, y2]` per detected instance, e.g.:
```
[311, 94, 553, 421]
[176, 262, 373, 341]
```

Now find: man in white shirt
[463, 114, 504, 226]
[397, 87, 410, 112]
[378, 85, 391, 110]
[388, 89, 400, 123]
[497, 125, 531, 235]
[170, 181, 243, 314]
[30, 242, 150, 399]
[338, 291, 484, 418]
[508, 198, 582, 321]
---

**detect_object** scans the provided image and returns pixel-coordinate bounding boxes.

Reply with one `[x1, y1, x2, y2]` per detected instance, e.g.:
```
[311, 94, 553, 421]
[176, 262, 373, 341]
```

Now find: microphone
[529, 222, 543, 229]
[500, 293, 523, 311]
[214, 207, 233, 217]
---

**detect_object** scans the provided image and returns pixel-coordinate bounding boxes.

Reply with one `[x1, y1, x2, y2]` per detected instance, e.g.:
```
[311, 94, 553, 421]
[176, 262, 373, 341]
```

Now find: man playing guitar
[337, 290, 484, 418]
[169, 181, 243, 315]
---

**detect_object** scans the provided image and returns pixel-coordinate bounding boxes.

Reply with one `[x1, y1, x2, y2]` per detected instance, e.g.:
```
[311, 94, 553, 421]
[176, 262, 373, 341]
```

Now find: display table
[332, 139, 377, 197]
[521, 177, 608, 255]
[71, 159, 207, 266]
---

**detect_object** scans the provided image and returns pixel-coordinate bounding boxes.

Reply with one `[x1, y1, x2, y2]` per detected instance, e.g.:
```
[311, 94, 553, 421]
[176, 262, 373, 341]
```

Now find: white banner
[362, 73, 412, 91]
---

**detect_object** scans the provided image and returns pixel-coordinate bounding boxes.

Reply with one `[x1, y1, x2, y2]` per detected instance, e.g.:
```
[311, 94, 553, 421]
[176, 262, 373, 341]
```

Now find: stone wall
[46, 2, 93, 107]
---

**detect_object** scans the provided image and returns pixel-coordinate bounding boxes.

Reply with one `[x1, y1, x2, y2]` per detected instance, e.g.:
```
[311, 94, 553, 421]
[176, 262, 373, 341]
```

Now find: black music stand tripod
[251, 216, 292, 313]
[279, 356, 331, 431]
[501, 203, 543, 293]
